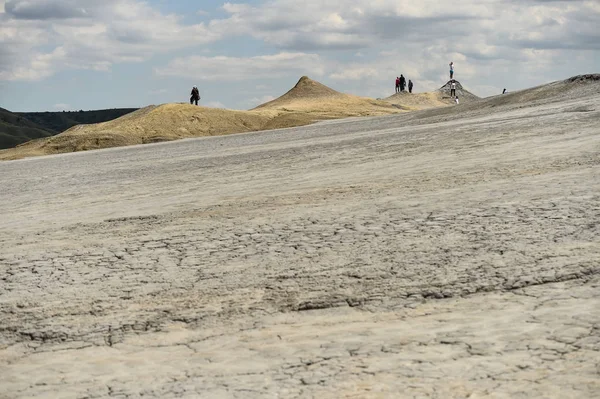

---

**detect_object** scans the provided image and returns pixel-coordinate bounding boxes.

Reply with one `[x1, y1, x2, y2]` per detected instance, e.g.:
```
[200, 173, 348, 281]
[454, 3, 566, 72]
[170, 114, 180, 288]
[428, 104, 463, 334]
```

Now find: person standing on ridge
[395, 77, 400, 93]
[399, 74, 406, 92]
[190, 86, 200, 105]
[449, 62, 454, 79]
[408, 79, 413, 93]
[450, 80, 457, 97]
[503, 88, 507, 94]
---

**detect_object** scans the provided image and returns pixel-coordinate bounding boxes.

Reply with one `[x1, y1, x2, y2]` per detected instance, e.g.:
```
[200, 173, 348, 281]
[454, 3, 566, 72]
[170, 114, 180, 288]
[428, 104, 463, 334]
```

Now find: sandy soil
[384, 91, 452, 110]
[0, 76, 599, 398]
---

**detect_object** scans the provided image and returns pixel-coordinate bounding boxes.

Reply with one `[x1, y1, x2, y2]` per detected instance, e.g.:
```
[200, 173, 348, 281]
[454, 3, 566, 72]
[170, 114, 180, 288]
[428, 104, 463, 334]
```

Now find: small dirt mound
[384, 92, 450, 110]
[253, 76, 344, 110]
[438, 81, 480, 102]
[384, 83, 480, 110]
[252, 76, 400, 119]
[288, 76, 342, 99]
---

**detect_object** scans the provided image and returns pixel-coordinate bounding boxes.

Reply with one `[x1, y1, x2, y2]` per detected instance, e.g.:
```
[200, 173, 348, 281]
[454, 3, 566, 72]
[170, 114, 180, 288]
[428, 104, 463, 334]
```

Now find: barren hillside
[397, 74, 600, 124]
[0, 105, 272, 160]
[0, 77, 402, 161]
[1, 73, 599, 398]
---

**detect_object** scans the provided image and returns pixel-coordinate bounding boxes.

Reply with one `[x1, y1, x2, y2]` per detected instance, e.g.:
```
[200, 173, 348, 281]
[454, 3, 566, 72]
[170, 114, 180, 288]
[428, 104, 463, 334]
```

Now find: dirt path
[1, 90, 599, 398]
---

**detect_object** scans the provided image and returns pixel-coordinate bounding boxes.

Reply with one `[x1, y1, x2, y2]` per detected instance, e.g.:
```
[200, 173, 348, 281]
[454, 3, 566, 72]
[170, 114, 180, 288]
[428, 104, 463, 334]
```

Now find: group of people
[395, 75, 413, 93]
[393, 61, 455, 98]
[393, 62, 458, 104]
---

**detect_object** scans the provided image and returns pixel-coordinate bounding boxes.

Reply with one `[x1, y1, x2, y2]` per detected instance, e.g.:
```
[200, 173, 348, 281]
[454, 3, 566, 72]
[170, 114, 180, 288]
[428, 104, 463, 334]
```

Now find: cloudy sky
[0, 0, 598, 112]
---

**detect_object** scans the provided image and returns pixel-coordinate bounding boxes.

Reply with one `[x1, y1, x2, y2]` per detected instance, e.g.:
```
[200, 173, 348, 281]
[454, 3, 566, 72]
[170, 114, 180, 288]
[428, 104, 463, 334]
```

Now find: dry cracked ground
[1, 92, 599, 398]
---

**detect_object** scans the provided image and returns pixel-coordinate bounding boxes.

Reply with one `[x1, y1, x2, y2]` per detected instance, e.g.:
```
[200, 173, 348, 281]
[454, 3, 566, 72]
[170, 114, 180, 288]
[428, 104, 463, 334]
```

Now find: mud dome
[1, 76, 599, 398]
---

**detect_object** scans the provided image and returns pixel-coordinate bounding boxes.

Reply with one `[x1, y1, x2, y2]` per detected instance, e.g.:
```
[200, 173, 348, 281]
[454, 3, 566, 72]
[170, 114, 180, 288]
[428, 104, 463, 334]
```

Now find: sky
[0, 0, 599, 112]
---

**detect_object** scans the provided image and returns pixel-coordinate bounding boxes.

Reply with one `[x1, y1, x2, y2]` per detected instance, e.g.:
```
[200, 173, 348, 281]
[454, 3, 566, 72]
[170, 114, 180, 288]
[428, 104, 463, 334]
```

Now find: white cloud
[0, 46, 66, 80]
[155, 52, 326, 81]
[0, 0, 221, 81]
[209, 0, 493, 50]
[0, 0, 598, 108]
[215, 0, 597, 53]
[330, 66, 379, 81]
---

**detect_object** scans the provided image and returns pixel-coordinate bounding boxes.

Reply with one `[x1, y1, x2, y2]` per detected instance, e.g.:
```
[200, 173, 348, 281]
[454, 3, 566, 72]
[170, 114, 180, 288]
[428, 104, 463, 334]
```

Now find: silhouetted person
[399, 74, 406, 92]
[449, 62, 454, 79]
[395, 77, 400, 93]
[408, 80, 413, 93]
[450, 80, 456, 97]
[190, 86, 200, 105]
[502, 88, 507, 94]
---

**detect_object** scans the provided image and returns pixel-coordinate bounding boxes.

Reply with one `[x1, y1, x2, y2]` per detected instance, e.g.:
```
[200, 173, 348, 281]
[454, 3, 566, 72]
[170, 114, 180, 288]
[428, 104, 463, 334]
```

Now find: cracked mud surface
[1, 91, 600, 398]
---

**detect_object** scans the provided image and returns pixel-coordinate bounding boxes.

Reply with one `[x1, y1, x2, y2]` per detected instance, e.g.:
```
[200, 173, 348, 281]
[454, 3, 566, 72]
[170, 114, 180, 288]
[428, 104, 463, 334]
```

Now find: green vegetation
[16, 108, 138, 134]
[0, 108, 54, 150]
[0, 108, 138, 150]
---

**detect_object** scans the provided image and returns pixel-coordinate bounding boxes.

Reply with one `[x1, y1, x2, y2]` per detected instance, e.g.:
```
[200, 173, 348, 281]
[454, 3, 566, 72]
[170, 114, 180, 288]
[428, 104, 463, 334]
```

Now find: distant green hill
[0, 108, 139, 150]
[16, 108, 138, 134]
[0, 108, 55, 150]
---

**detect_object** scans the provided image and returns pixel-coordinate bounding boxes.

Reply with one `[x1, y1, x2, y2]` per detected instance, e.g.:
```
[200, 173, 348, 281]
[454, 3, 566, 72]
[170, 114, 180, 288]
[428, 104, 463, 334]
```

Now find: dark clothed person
[190, 86, 200, 105]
